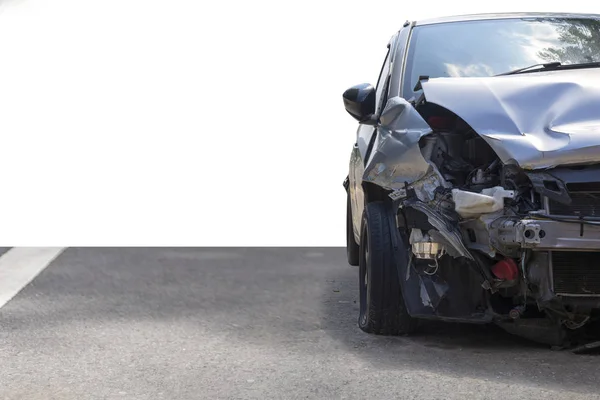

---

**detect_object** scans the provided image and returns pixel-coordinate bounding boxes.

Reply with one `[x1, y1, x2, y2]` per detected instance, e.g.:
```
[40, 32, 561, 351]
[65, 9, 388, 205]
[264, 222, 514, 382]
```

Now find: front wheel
[358, 201, 417, 335]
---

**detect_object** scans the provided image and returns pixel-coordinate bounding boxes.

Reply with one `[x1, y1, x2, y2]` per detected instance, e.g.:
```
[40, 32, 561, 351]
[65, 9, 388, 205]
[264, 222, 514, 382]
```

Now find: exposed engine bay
[371, 94, 600, 348]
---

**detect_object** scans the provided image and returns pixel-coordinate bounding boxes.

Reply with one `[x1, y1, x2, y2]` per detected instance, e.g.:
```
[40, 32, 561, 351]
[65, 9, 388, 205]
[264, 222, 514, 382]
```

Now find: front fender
[362, 96, 434, 190]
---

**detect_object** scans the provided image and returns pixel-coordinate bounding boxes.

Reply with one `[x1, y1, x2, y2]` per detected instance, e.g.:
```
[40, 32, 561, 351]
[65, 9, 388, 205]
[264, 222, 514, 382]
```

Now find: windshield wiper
[495, 62, 561, 76]
[496, 61, 600, 76]
[553, 61, 600, 71]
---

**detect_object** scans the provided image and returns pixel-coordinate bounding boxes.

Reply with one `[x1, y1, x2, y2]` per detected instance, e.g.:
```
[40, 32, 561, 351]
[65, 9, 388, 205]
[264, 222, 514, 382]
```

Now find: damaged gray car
[343, 12, 600, 348]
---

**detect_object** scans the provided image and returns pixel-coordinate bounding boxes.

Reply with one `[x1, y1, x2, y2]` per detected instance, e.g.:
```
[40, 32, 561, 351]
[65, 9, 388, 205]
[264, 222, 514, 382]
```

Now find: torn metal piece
[526, 252, 554, 303]
[363, 96, 434, 190]
[419, 281, 433, 308]
[406, 200, 473, 260]
[388, 188, 407, 201]
[459, 212, 501, 258]
[408, 169, 451, 202]
[408, 228, 425, 244]
[418, 272, 448, 310]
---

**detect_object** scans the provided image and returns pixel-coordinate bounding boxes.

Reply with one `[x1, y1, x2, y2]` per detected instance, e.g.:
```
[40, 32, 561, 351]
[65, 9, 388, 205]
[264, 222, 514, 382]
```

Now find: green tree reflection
[538, 18, 600, 64]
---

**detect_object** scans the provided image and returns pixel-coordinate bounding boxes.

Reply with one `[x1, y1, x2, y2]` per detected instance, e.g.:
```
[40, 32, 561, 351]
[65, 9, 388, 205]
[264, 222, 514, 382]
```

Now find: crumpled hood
[421, 68, 600, 170]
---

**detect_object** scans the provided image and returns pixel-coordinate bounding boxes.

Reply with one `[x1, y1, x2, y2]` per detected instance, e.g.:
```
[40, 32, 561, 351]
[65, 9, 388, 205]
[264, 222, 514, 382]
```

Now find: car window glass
[375, 49, 391, 114]
[402, 17, 600, 99]
[378, 75, 391, 115]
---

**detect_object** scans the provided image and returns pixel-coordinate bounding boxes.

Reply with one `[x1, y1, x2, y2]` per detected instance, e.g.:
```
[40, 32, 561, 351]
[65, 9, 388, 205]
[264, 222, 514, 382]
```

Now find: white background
[0, 0, 598, 246]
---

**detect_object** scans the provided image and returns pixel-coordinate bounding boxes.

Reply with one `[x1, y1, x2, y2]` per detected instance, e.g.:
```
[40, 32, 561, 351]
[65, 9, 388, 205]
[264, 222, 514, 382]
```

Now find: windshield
[403, 16, 600, 99]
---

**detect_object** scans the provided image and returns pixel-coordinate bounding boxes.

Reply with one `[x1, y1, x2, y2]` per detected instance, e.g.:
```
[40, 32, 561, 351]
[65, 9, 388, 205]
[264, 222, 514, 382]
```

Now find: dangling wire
[564, 316, 590, 330]
[423, 257, 439, 276]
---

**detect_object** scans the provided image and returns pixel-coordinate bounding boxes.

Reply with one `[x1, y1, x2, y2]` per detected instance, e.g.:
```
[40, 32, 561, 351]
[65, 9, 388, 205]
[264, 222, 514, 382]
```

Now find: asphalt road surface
[1, 248, 599, 400]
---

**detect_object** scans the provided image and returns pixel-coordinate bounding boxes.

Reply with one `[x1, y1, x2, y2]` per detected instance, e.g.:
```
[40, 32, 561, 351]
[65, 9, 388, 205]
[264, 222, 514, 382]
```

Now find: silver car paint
[420, 68, 600, 170]
[362, 96, 435, 190]
[363, 67, 600, 195]
[350, 28, 411, 243]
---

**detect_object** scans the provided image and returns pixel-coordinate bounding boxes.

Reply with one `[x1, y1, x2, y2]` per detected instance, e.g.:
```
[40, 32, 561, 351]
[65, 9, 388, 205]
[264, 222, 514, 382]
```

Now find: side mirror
[342, 83, 376, 123]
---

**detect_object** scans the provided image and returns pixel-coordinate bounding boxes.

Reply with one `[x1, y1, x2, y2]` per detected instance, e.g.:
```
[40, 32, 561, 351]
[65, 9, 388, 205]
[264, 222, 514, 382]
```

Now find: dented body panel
[420, 68, 600, 170]
[363, 97, 434, 190]
[364, 67, 600, 195]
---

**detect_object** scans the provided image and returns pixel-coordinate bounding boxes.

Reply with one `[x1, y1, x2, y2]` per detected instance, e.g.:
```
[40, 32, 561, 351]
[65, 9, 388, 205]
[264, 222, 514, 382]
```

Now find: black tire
[346, 193, 360, 266]
[358, 201, 417, 335]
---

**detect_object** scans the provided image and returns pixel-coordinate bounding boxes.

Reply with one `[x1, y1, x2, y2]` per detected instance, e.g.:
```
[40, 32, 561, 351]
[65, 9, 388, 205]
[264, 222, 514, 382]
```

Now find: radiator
[552, 251, 600, 296]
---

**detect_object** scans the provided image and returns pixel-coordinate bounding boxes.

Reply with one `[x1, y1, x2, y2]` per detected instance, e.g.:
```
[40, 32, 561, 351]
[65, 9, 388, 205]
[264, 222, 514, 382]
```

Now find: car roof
[412, 12, 600, 26]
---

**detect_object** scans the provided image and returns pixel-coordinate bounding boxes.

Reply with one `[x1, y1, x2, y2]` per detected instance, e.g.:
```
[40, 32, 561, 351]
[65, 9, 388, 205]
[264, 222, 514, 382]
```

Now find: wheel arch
[354, 182, 395, 243]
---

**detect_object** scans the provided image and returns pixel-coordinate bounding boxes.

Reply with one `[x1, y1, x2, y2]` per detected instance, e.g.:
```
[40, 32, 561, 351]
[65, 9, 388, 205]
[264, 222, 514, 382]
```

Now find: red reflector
[491, 258, 519, 281]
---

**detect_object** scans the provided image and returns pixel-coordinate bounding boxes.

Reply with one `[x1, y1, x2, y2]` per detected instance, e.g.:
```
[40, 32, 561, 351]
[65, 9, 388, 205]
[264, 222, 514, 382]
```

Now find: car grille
[548, 182, 600, 216]
[552, 251, 600, 296]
